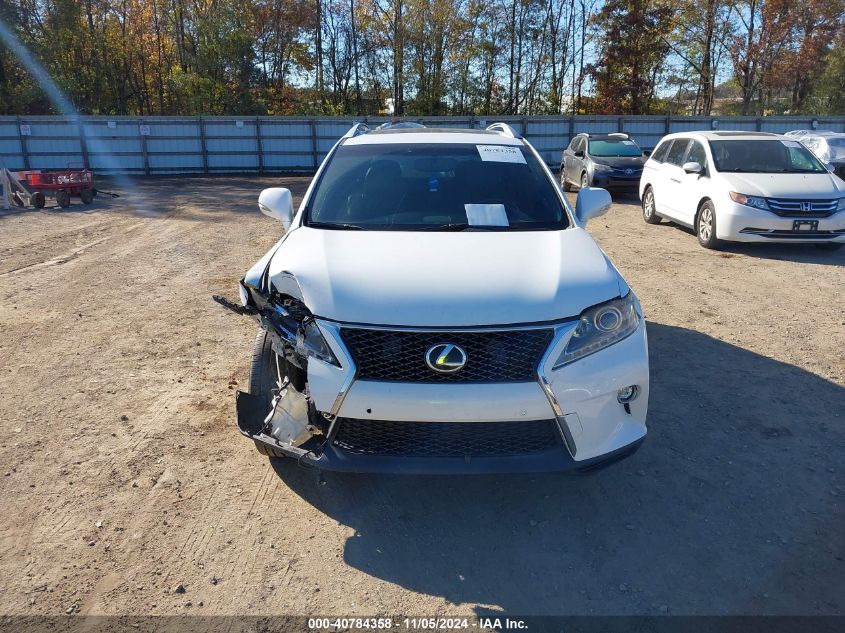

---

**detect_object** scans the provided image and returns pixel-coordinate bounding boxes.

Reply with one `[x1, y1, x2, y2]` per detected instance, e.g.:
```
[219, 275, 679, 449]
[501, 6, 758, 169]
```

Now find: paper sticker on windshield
[477, 145, 526, 164]
[781, 140, 802, 148]
[465, 203, 509, 227]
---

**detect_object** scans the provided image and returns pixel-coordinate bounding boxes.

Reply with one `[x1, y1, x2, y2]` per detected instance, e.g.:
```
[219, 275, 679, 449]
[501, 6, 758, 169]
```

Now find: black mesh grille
[332, 418, 561, 457]
[339, 327, 553, 382]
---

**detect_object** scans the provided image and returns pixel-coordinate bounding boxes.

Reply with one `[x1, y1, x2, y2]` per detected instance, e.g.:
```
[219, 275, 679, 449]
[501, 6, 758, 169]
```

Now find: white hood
[719, 172, 845, 198]
[265, 227, 622, 327]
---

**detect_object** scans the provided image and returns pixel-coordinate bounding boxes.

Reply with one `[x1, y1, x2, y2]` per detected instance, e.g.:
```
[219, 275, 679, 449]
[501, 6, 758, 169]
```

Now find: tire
[56, 190, 71, 208]
[696, 200, 721, 249]
[80, 188, 94, 204]
[32, 191, 46, 209]
[815, 242, 844, 251]
[560, 167, 572, 192]
[641, 186, 661, 224]
[248, 327, 287, 458]
[580, 172, 590, 190]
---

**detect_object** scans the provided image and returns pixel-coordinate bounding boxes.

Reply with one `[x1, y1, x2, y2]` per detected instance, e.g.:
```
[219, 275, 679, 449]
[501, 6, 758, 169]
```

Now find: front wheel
[560, 168, 572, 192]
[641, 187, 661, 224]
[248, 328, 287, 458]
[580, 172, 590, 190]
[696, 201, 721, 249]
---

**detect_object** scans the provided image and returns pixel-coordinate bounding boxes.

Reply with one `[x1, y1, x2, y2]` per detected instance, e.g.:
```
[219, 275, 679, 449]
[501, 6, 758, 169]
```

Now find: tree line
[1, 0, 843, 117]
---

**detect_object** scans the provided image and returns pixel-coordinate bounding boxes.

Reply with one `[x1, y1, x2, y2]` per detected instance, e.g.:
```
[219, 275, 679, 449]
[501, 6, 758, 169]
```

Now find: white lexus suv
[216, 122, 649, 474]
[639, 131, 845, 249]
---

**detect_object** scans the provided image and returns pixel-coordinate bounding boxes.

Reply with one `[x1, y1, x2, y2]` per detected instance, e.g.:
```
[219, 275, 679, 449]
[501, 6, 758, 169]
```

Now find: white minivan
[639, 131, 845, 249]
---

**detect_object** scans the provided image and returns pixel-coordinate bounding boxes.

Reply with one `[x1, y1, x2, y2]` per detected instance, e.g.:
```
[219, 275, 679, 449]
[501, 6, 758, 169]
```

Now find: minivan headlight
[837, 197, 845, 212]
[729, 191, 769, 210]
[553, 293, 641, 369]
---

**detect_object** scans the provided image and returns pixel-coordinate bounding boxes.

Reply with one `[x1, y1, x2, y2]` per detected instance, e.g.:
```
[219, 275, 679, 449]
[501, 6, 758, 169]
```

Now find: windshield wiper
[307, 221, 365, 230]
[413, 223, 506, 231]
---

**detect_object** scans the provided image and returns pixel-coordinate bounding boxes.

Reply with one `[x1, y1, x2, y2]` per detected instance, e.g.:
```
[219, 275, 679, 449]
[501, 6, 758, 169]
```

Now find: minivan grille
[339, 327, 554, 383]
[766, 198, 838, 218]
[332, 418, 562, 457]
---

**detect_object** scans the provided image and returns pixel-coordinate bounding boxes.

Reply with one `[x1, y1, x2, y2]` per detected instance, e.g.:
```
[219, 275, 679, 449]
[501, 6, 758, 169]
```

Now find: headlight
[553, 293, 640, 369]
[296, 319, 339, 366]
[593, 163, 612, 172]
[837, 198, 845, 212]
[729, 191, 769, 210]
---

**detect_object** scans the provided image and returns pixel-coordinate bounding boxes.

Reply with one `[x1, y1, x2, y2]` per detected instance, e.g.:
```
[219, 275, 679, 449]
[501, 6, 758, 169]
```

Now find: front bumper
[591, 172, 642, 190]
[238, 319, 649, 474]
[718, 202, 845, 243]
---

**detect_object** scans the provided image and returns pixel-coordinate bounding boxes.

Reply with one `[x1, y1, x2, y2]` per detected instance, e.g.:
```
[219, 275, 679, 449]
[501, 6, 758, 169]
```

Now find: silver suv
[795, 132, 845, 180]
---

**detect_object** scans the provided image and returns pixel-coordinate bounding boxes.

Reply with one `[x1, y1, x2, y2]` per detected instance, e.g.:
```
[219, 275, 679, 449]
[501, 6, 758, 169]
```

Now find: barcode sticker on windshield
[781, 140, 802, 148]
[477, 145, 526, 164]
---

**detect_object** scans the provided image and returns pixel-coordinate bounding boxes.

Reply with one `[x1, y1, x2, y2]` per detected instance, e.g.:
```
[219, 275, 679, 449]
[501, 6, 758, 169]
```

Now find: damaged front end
[214, 277, 351, 464]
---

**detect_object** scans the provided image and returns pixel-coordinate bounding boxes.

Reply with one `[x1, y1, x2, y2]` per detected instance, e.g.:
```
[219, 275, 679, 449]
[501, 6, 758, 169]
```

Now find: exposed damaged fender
[215, 270, 355, 461]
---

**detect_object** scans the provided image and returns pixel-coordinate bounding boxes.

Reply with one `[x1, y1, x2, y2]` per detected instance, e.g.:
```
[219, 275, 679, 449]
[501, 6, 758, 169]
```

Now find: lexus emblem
[425, 343, 468, 374]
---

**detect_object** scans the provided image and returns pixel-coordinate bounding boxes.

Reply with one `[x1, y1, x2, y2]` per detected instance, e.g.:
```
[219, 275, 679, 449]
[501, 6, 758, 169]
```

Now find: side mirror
[683, 161, 703, 175]
[575, 186, 612, 225]
[258, 188, 294, 230]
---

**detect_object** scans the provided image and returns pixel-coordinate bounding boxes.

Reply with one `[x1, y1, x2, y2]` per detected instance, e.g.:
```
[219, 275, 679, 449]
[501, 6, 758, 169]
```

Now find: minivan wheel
[642, 187, 661, 224]
[696, 201, 721, 249]
[580, 172, 589, 190]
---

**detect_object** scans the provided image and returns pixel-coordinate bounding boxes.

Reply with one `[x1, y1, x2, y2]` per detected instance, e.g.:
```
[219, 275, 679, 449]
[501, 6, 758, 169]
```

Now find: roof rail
[343, 122, 371, 138]
[486, 122, 522, 139]
[608, 132, 629, 139]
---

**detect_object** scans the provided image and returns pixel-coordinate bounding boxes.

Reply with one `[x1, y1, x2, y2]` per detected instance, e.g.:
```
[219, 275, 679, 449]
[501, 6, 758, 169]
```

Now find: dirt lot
[0, 176, 843, 618]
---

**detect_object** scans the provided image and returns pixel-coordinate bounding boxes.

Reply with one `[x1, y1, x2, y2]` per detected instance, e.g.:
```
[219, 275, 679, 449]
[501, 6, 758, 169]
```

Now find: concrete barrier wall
[2, 115, 844, 175]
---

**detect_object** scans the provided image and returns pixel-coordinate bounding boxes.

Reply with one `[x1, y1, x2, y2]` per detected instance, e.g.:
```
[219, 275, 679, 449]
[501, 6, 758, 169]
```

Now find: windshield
[588, 139, 642, 157]
[708, 139, 827, 173]
[306, 143, 568, 231]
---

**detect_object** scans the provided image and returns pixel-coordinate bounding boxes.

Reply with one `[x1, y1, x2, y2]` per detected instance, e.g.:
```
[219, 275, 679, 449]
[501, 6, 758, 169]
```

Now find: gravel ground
[0, 176, 843, 618]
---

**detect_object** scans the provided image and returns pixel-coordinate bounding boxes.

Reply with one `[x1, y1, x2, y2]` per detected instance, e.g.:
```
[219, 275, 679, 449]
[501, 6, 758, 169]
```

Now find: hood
[592, 155, 645, 169]
[265, 227, 622, 327]
[719, 172, 845, 198]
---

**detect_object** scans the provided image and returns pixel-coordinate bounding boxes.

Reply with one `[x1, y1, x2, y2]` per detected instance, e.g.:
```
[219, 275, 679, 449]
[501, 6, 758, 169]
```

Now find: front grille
[766, 198, 838, 218]
[339, 327, 554, 383]
[332, 418, 562, 457]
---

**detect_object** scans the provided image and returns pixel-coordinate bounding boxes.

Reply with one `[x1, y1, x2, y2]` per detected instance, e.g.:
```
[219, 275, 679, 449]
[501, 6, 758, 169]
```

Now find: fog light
[617, 385, 639, 403]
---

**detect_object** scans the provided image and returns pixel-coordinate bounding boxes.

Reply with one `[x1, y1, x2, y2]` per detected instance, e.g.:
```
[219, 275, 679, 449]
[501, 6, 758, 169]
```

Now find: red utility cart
[17, 163, 95, 208]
